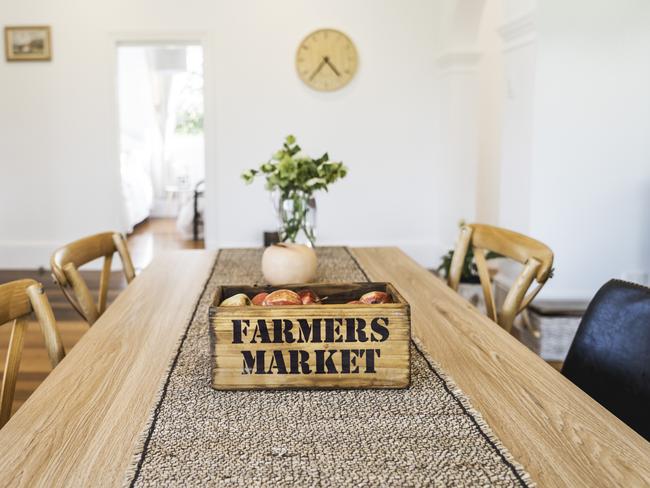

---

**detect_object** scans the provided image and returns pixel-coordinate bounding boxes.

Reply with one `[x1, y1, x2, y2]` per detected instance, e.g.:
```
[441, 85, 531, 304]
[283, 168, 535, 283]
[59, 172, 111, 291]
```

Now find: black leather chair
[562, 279, 650, 441]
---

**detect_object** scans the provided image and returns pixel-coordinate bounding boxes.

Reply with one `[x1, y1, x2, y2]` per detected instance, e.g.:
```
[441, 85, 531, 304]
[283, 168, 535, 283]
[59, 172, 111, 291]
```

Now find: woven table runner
[125, 248, 533, 487]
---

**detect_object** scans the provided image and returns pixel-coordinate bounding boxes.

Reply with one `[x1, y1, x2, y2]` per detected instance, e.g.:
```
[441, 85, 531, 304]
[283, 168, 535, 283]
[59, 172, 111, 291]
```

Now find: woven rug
[125, 248, 533, 487]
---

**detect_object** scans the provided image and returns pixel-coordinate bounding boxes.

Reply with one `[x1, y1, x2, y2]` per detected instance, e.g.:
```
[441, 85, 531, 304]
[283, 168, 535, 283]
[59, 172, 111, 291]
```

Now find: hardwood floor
[129, 218, 204, 270]
[0, 219, 204, 416]
[0, 321, 87, 414]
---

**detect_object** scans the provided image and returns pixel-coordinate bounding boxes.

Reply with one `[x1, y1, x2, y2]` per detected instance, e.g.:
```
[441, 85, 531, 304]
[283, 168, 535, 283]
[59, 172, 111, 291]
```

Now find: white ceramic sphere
[262, 243, 318, 285]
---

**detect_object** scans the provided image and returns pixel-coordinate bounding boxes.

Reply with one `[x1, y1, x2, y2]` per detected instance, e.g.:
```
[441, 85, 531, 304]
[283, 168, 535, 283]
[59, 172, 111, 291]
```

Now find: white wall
[475, 0, 504, 224]
[5, 0, 647, 299]
[0, 0, 445, 269]
[209, 1, 443, 265]
[0, 0, 215, 268]
[497, 4, 537, 235]
[432, 0, 484, 248]
[442, 0, 650, 300]
[529, 0, 650, 298]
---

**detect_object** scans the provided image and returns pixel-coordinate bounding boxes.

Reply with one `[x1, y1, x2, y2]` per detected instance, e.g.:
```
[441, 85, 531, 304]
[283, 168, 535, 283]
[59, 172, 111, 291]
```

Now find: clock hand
[309, 58, 327, 81]
[323, 56, 341, 77]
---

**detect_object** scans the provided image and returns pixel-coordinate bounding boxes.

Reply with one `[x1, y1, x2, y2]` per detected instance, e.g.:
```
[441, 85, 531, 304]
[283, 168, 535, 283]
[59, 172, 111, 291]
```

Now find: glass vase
[274, 191, 317, 247]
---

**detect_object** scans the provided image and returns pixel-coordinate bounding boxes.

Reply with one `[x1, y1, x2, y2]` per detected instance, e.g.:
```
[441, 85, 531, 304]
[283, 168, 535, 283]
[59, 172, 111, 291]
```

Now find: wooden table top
[0, 248, 647, 487]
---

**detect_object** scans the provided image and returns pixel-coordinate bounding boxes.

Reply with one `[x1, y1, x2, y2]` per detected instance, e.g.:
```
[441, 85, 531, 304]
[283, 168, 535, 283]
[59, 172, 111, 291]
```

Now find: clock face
[296, 29, 358, 92]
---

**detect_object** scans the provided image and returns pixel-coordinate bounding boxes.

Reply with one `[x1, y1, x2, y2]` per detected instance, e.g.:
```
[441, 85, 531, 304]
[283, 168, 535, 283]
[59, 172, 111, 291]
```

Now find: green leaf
[305, 177, 326, 187]
[241, 135, 347, 202]
[241, 169, 258, 183]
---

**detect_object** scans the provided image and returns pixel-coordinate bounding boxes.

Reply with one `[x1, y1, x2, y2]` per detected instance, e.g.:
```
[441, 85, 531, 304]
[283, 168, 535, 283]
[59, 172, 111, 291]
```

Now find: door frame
[107, 30, 215, 238]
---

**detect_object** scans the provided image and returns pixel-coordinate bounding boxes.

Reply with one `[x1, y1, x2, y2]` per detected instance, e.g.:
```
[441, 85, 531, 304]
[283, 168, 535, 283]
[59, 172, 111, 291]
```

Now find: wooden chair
[448, 224, 554, 332]
[51, 232, 136, 325]
[0, 279, 65, 428]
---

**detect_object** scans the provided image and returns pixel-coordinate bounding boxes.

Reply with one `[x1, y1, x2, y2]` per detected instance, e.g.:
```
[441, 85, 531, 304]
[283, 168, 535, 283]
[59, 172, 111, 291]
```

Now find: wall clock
[296, 29, 358, 92]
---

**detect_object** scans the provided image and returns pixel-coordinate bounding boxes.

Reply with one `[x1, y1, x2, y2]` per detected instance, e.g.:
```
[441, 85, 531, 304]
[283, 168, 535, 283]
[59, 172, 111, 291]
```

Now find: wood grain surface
[0, 248, 648, 487]
[350, 247, 650, 487]
[0, 250, 216, 487]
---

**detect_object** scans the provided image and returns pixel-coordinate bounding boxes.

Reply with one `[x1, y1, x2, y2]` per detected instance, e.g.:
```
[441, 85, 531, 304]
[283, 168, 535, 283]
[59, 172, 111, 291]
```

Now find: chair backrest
[50, 232, 135, 325]
[562, 279, 650, 441]
[448, 224, 554, 332]
[0, 279, 65, 428]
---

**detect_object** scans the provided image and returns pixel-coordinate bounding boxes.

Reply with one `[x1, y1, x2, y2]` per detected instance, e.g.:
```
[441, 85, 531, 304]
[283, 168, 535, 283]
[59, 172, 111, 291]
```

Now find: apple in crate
[262, 289, 302, 306]
[220, 293, 252, 307]
[262, 243, 317, 285]
[359, 291, 391, 304]
[251, 292, 268, 306]
[299, 289, 321, 305]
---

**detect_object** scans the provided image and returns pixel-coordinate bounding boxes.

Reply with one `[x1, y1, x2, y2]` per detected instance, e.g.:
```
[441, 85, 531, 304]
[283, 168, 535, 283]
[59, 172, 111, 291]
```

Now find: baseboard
[0, 241, 120, 271]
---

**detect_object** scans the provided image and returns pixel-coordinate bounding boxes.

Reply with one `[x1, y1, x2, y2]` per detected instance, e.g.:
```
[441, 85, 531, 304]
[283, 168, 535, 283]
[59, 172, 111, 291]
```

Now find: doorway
[116, 42, 205, 259]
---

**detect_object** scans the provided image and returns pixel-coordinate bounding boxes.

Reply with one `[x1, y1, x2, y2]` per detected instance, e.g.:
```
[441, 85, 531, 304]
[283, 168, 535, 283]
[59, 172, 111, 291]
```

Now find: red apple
[299, 289, 320, 305]
[359, 291, 391, 304]
[262, 289, 302, 306]
[251, 292, 268, 306]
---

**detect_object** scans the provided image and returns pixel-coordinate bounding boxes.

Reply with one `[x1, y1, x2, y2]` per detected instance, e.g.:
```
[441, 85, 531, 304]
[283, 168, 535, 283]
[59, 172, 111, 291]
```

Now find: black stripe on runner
[343, 246, 371, 282]
[412, 340, 530, 487]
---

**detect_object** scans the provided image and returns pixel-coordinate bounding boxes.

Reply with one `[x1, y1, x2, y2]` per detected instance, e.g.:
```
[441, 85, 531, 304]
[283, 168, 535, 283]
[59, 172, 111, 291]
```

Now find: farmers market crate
[209, 282, 411, 390]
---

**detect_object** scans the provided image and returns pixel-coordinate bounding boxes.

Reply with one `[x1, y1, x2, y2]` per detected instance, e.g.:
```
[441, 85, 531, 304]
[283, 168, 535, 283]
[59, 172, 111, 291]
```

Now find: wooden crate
[209, 282, 411, 390]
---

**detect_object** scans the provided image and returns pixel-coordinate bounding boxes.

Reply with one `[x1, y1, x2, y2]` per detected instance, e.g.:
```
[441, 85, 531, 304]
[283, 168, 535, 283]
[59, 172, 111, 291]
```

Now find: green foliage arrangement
[241, 135, 347, 193]
[241, 135, 348, 245]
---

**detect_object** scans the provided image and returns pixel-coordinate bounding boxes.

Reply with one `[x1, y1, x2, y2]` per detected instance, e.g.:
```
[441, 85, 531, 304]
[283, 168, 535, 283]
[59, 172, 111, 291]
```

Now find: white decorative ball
[262, 243, 318, 285]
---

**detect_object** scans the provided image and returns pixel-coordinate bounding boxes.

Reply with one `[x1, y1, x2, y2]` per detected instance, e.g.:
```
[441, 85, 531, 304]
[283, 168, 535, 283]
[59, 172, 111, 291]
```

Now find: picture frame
[4, 25, 51, 61]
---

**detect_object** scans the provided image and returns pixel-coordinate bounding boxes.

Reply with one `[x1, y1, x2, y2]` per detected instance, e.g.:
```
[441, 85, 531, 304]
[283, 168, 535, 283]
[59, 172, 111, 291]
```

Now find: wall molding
[0, 241, 115, 270]
[499, 11, 536, 52]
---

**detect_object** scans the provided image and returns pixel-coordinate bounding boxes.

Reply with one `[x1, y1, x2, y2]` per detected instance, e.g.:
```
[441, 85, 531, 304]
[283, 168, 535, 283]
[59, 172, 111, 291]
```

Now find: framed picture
[4, 26, 51, 61]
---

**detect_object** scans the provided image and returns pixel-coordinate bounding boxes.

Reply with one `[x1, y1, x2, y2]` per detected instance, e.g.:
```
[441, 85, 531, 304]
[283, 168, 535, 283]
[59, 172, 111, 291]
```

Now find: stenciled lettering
[232, 316, 392, 375]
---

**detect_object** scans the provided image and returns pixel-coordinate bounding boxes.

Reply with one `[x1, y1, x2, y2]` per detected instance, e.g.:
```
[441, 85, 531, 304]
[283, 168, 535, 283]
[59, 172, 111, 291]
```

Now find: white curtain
[146, 48, 186, 199]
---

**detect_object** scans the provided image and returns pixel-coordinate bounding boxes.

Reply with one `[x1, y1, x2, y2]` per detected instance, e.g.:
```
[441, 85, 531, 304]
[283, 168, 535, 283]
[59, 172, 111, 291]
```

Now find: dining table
[0, 247, 648, 487]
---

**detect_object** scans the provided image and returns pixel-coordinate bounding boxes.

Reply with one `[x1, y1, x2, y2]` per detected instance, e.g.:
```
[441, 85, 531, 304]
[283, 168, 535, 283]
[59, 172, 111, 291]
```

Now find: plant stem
[279, 191, 314, 246]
